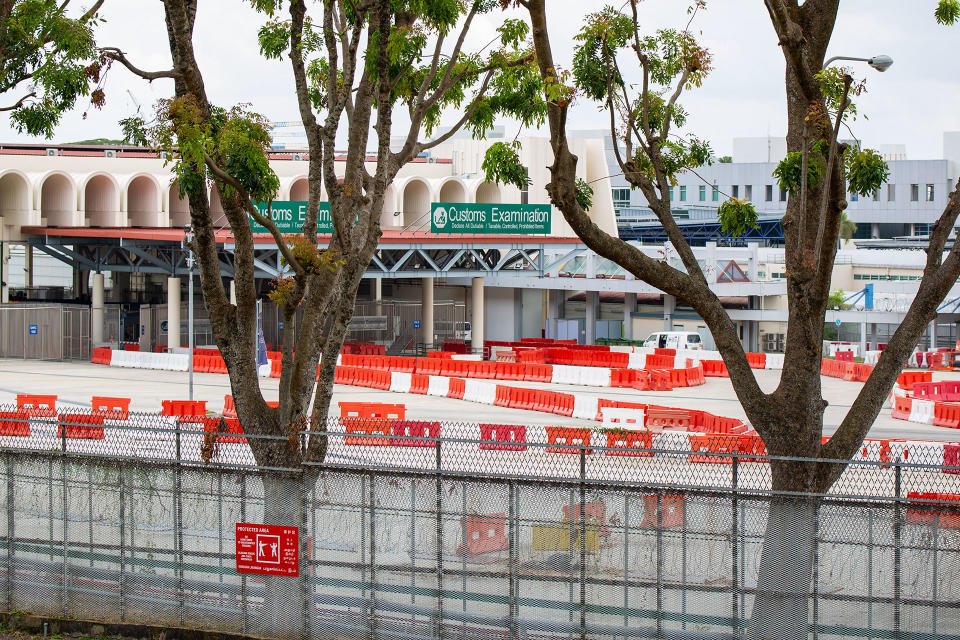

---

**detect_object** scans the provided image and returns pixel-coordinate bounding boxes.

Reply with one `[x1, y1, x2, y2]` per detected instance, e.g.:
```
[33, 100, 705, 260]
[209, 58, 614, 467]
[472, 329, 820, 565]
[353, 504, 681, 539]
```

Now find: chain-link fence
[1, 410, 959, 639]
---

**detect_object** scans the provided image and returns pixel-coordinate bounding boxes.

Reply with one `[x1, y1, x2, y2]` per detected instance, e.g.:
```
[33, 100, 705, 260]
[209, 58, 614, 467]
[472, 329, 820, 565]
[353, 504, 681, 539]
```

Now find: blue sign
[413, 320, 421, 329]
[835, 318, 842, 327]
[28, 324, 38, 335]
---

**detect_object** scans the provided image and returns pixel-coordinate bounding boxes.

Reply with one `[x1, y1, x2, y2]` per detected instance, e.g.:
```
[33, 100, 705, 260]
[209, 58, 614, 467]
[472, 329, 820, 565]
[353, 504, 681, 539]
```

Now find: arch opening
[40, 173, 76, 227]
[84, 174, 121, 227]
[475, 182, 501, 204]
[290, 178, 309, 202]
[127, 175, 162, 227]
[401, 179, 431, 228]
[438, 180, 466, 203]
[0, 172, 30, 223]
[169, 181, 190, 227]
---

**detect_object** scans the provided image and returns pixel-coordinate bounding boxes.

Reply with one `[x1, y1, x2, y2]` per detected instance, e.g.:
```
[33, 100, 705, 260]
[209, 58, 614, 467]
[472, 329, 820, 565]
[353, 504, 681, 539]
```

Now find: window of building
[712, 185, 719, 202]
[521, 180, 529, 205]
[887, 184, 895, 201]
[850, 191, 858, 202]
[779, 187, 788, 202]
[679, 185, 687, 202]
[765, 185, 773, 201]
[611, 188, 630, 209]
[732, 185, 739, 198]
[872, 189, 880, 202]
[744, 185, 752, 201]
[915, 222, 932, 236]
[699, 185, 706, 201]
[926, 184, 935, 201]
[668, 187, 673, 201]
[911, 184, 919, 201]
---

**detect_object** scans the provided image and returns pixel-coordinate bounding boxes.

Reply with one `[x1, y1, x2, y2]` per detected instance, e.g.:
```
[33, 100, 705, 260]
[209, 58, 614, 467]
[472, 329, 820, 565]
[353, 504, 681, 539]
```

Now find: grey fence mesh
[0, 407, 959, 638]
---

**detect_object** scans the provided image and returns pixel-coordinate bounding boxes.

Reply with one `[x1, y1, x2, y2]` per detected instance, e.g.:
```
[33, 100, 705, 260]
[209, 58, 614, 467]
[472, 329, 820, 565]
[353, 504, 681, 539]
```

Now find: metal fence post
[369, 470, 377, 640]
[61, 458, 68, 617]
[893, 462, 902, 640]
[732, 456, 739, 638]
[119, 464, 125, 621]
[435, 438, 444, 640]
[932, 512, 939, 634]
[6, 453, 12, 611]
[241, 473, 248, 635]
[812, 499, 820, 640]
[656, 491, 663, 638]
[301, 472, 311, 640]
[579, 446, 586, 640]
[508, 480, 517, 640]
[175, 425, 184, 626]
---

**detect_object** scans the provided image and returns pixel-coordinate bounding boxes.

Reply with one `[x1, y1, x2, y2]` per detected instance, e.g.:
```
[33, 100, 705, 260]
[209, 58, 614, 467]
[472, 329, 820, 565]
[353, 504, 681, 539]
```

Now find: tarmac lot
[0, 357, 959, 441]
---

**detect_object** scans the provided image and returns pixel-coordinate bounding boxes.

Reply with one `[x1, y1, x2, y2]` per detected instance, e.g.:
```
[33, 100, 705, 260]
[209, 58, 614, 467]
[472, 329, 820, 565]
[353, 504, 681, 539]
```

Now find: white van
[642, 331, 704, 350]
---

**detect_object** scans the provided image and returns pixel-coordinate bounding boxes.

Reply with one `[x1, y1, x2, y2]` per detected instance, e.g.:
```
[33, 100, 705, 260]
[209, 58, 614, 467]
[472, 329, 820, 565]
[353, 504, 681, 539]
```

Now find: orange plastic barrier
[946, 444, 960, 475]
[746, 353, 767, 369]
[640, 493, 685, 529]
[644, 354, 674, 369]
[604, 430, 653, 457]
[270, 359, 282, 378]
[409, 374, 429, 395]
[161, 400, 207, 422]
[934, 403, 960, 429]
[689, 434, 766, 464]
[90, 347, 112, 365]
[562, 500, 610, 539]
[703, 360, 729, 377]
[390, 420, 441, 447]
[478, 424, 527, 451]
[544, 426, 592, 454]
[647, 407, 690, 430]
[343, 419, 392, 446]
[906, 492, 960, 529]
[835, 350, 854, 362]
[891, 396, 913, 421]
[57, 413, 105, 439]
[17, 394, 57, 418]
[0, 411, 30, 437]
[458, 513, 509, 555]
[203, 416, 247, 444]
[913, 382, 945, 402]
[223, 395, 237, 418]
[448, 378, 466, 399]
[897, 371, 932, 391]
[91, 396, 131, 420]
[648, 369, 672, 391]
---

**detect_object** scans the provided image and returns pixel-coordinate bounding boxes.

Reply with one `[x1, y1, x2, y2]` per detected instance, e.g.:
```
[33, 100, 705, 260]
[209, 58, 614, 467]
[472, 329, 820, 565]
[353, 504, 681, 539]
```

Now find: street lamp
[823, 54, 894, 72]
[184, 225, 195, 401]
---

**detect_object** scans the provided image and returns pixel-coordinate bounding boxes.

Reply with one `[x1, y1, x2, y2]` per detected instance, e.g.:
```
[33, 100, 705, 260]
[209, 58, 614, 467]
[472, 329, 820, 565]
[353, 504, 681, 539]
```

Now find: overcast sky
[2, 1, 957, 159]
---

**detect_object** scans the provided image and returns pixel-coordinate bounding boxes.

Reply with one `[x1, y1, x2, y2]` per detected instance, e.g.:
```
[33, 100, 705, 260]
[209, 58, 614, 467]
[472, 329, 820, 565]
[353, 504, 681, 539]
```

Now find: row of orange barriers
[333, 367, 392, 389]
[820, 358, 875, 382]
[195, 354, 228, 374]
[689, 434, 767, 463]
[906, 492, 960, 529]
[913, 381, 960, 402]
[897, 371, 933, 391]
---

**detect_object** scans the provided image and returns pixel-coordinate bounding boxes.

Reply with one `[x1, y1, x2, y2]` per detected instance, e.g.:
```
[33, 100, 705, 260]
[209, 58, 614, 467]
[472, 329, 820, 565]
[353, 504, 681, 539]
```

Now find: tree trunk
[747, 495, 819, 640]
[260, 472, 306, 639]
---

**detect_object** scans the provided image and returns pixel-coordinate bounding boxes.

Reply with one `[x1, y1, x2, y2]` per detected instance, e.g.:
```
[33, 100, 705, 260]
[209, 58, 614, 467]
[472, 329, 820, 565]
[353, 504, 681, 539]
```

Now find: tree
[498, 1, 960, 637]
[0, 0, 105, 137]
[111, 0, 541, 635]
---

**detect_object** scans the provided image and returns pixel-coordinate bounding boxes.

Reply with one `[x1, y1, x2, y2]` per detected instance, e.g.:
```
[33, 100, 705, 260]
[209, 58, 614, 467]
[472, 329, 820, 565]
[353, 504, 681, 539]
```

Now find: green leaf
[936, 0, 960, 24]
[844, 147, 889, 197]
[481, 141, 529, 190]
[575, 179, 594, 211]
[717, 198, 759, 238]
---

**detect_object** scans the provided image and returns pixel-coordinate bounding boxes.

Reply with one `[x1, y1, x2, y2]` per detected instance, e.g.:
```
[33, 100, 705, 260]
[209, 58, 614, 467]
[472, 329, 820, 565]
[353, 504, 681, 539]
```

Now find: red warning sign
[235, 523, 299, 576]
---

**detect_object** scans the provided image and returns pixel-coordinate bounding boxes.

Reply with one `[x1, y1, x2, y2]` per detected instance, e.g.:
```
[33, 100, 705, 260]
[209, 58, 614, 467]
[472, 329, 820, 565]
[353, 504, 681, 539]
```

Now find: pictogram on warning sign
[235, 523, 299, 576]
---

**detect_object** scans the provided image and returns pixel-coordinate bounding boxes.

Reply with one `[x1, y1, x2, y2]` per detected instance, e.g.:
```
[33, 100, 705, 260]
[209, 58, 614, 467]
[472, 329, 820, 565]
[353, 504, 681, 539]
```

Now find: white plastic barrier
[828, 342, 859, 357]
[909, 399, 935, 425]
[258, 363, 271, 377]
[609, 345, 634, 354]
[852, 440, 890, 466]
[550, 365, 582, 386]
[580, 367, 612, 387]
[464, 379, 496, 404]
[907, 351, 921, 368]
[764, 353, 785, 370]
[652, 431, 695, 456]
[903, 441, 947, 467]
[863, 350, 881, 365]
[451, 354, 482, 361]
[600, 407, 645, 431]
[572, 394, 599, 420]
[627, 352, 647, 369]
[389, 372, 412, 394]
[427, 376, 450, 397]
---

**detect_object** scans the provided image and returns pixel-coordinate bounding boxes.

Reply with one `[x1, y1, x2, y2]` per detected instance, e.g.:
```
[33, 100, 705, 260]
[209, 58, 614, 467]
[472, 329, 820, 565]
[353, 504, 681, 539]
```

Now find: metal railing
[1, 411, 959, 639]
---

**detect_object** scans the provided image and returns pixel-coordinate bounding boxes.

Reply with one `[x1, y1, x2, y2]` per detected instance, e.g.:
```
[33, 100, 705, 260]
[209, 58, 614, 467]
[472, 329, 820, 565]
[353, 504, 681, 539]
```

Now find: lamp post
[823, 54, 893, 71]
[185, 226, 195, 401]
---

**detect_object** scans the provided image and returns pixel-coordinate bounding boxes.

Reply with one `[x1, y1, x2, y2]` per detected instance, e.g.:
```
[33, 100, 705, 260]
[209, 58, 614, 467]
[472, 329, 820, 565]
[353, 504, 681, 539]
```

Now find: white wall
[485, 286, 516, 341]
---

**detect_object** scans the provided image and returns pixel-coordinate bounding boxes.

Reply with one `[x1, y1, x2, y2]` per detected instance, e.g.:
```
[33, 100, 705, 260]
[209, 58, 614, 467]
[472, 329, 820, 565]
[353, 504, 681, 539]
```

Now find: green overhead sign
[430, 202, 551, 235]
[250, 201, 331, 234]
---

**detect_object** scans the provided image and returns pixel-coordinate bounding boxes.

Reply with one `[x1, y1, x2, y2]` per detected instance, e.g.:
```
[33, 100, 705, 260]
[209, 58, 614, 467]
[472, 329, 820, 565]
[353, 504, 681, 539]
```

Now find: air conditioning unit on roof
[104, 149, 117, 158]
[45, 148, 58, 157]
[292, 153, 305, 161]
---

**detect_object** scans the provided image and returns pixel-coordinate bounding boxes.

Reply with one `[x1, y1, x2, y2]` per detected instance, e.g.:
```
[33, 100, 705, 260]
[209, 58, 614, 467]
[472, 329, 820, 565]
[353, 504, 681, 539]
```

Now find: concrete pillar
[871, 223, 880, 239]
[860, 321, 867, 355]
[24, 244, 33, 288]
[167, 277, 181, 349]
[422, 276, 434, 349]
[513, 288, 523, 341]
[930, 319, 937, 350]
[374, 277, 382, 302]
[92, 273, 105, 344]
[585, 290, 598, 345]
[623, 292, 636, 340]
[229, 279, 237, 305]
[471, 276, 484, 355]
[663, 294, 676, 331]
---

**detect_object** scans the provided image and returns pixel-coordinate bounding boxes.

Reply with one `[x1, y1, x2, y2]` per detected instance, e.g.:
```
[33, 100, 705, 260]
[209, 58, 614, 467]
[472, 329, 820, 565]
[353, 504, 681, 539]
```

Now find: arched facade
[438, 178, 466, 203]
[401, 178, 431, 228]
[39, 172, 77, 227]
[379, 184, 398, 228]
[475, 182, 501, 204]
[289, 177, 310, 202]
[168, 181, 191, 228]
[0, 171, 32, 226]
[83, 173, 122, 227]
[127, 174, 163, 227]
